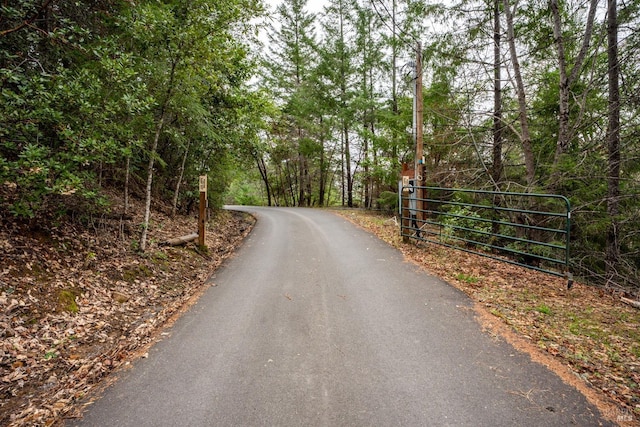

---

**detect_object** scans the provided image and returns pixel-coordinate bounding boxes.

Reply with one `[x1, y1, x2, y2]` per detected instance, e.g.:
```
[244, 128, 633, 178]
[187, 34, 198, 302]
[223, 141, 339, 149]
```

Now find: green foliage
[0, 0, 265, 221]
[440, 204, 491, 247]
[226, 180, 264, 206]
[376, 191, 399, 213]
[535, 304, 552, 315]
[455, 273, 480, 284]
[44, 350, 58, 361]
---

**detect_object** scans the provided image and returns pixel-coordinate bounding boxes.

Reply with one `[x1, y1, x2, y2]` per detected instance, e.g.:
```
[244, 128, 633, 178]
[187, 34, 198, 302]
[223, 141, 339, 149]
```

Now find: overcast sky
[264, 0, 328, 14]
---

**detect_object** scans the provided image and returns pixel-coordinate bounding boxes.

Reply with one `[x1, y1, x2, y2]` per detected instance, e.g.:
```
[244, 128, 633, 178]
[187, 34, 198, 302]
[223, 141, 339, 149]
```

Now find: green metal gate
[400, 186, 572, 287]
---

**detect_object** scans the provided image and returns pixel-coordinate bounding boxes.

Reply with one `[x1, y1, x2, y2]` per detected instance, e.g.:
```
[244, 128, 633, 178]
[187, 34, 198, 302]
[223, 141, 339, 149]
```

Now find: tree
[124, 0, 261, 251]
[549, 0, 600, 184]
[379, 0, 429, 166]
[502, 0, 535, 188]
[605, 0, 620, 283]
[492, 0, 503, 189]
[319, 0, 359, 207]
[353, 2, 385, 207]
[264, 0, 318, 207]
[0, 1, 138, 218]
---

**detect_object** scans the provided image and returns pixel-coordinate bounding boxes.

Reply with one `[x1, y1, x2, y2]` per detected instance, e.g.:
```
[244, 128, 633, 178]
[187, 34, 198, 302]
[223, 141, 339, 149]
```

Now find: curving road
[71, 207, 610, 426]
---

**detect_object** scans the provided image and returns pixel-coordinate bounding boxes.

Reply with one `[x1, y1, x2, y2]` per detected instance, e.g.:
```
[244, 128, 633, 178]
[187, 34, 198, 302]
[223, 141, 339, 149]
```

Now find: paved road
[71, 207, 610, 426]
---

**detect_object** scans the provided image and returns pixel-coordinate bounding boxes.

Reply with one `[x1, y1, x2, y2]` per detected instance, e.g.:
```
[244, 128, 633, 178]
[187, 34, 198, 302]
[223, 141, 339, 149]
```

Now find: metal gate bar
[400, 186, 572, 287]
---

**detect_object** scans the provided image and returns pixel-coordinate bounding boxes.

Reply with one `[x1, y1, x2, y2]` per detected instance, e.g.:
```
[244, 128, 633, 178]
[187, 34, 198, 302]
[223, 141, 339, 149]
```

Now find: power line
[370, 0, 399, 40]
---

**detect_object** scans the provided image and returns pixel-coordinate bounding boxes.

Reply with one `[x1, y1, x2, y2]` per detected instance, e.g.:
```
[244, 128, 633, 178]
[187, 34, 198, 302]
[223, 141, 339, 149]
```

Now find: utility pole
[415, 42, 424, 227]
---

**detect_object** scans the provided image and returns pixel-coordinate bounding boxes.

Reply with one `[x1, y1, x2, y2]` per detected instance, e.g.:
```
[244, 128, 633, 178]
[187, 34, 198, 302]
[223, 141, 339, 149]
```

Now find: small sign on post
[198, 175, 207, 247]
[402, 176, 410, 192]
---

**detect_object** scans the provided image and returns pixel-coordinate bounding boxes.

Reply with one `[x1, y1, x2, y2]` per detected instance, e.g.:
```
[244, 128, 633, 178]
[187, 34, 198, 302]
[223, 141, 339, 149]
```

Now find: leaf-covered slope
[0, 193, 254, 427]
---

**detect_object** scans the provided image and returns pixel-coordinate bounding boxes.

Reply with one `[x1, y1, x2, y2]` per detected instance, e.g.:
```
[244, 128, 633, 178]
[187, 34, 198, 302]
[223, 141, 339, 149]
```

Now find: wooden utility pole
[415, 42, 425, 225]
[198, 175, 207, 247]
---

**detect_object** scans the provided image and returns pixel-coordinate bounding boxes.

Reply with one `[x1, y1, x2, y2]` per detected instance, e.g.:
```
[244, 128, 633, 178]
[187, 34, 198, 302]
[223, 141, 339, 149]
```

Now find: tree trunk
[345, 123, 353, 208]
[277, 163, 288, 206]
[140, 112, 166, 252]
[297, 153, 305, 207]
[140, 54, 178, 252]
[550, 0, 599, 175]
[304, 156, 312, 206]
[364, 132, 370, 209]
[341, 132, 345, 207]
[492, 0, 503, 235]
[368, 54, 376, 209]
[123, 148, 130, 216]
[503, 0, 535, 188]
[297, 126, 306, 207]
[256, 155, 272, 207]
[319, 150, 326, 206]
[391, 0, 399, 163]
[285, 159, 296, 206]
[605, 0, 621, 283]
[171, 139, 190, 217]
[372, 136, 379, 208]
[363, 61, 370, 210]
[319, 117, 326, 206]
[339, 4, 352, 208]
[492, 0, 503, 189]
[550, 0, 571, 167]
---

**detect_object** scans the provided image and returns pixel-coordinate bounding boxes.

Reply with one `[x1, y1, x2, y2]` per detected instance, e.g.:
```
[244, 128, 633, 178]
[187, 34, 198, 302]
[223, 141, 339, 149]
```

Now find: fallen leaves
[0, 193, 254, 427]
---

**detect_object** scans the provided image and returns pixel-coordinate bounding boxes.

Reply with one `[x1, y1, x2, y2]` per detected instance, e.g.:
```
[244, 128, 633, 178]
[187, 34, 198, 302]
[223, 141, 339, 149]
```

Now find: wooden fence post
[198, 175, 207, 247]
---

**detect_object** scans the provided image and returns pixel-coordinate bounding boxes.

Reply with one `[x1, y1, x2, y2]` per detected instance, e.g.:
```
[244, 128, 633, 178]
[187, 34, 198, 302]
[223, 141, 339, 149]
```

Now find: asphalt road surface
[70, 207, 610, 426]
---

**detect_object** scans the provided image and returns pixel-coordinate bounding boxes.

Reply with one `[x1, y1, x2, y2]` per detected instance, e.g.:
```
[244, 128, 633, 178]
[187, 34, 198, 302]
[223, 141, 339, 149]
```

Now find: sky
[264, 0, 328, 15]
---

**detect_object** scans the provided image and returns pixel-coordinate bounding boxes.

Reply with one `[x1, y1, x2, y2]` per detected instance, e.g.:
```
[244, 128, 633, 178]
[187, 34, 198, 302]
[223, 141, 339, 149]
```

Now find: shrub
[440, 204, 490, 248]
[376, 191, 398, 213]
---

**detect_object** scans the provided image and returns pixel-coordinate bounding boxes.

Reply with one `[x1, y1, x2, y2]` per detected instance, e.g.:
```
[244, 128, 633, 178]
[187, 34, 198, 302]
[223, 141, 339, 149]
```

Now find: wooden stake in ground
[199, 175, 207, 248]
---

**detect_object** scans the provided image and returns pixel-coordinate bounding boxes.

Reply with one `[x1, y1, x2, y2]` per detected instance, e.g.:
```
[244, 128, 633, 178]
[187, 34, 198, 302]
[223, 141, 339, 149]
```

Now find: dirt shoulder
[336, 209, 640, 427]
[0, 195, 255, 427]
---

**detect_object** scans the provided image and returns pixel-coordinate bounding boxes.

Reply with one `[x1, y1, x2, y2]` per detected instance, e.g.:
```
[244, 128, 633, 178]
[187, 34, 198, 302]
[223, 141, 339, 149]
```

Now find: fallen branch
[621, 297, 640, 310]
[160, 232, 198, 247]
